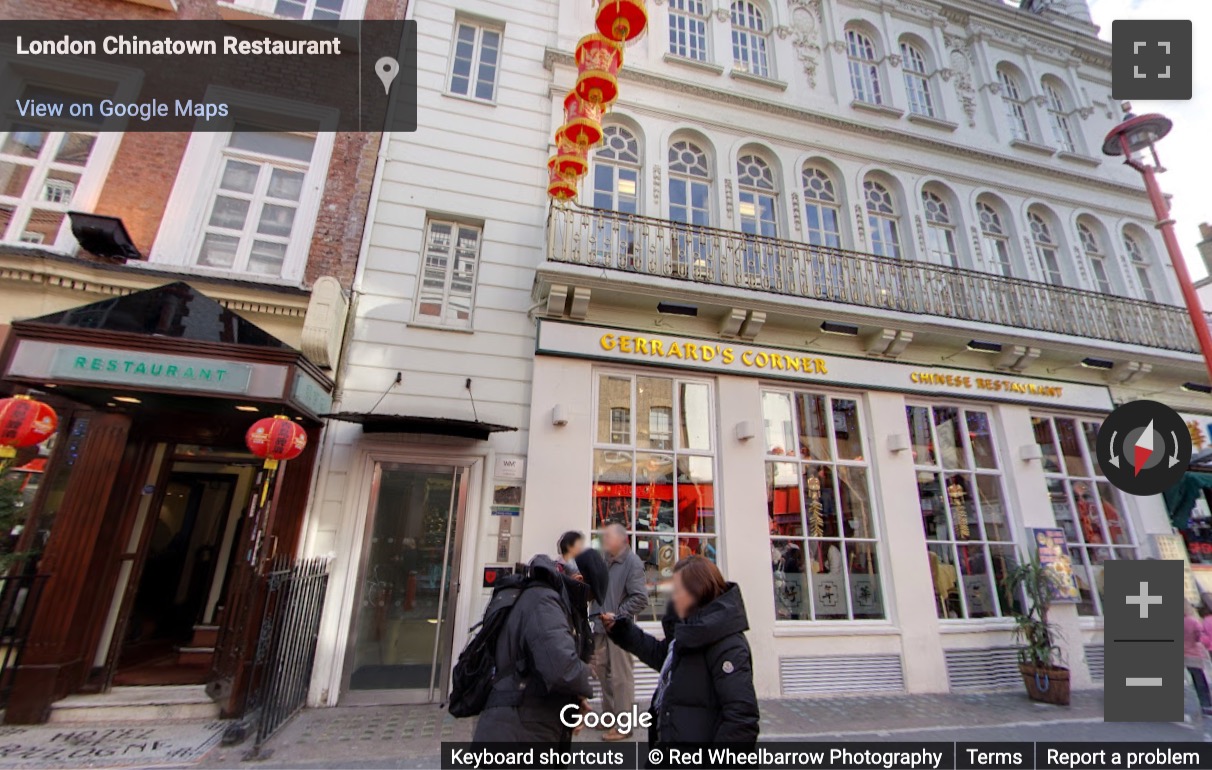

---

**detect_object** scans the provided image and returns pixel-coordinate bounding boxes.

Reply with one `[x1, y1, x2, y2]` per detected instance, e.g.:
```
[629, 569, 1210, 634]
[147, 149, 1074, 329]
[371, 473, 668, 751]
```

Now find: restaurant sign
[537, 320, 1114, 411]
[48, 345, 254, 394]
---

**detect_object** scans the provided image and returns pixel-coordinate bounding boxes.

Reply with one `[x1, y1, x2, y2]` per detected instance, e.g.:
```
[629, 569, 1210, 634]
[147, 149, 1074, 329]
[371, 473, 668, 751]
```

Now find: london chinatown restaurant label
[536, 320, 1115, 412]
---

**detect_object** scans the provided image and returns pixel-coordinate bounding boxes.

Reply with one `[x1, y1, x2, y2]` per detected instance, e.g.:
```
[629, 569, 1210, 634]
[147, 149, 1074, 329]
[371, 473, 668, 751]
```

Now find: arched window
[1028, 210, 1063, 285]
[846, 28, 882, 105]
[731, 1, 770, 78]
[997, 65, 1031, 142]
[900, 42, 934, 118]
[1123, 229, 1159, 302]
[976, 199, 1014, 277]
[592, 124, 641, 214]
[737, 154, 778, 237]
[802, 165, 841, 248]
[669, 0, 709, 62]
[668, 139, 711, 227]
[864, 178, 901, 259]
[922, 189, 959, 267]
[1043, 79, 1075, 153]
[1077, 221, 1112, 293]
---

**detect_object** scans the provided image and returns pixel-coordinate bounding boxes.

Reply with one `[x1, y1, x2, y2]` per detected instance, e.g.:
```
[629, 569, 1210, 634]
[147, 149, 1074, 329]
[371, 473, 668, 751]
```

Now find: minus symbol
[1125, 678, 1164, 687]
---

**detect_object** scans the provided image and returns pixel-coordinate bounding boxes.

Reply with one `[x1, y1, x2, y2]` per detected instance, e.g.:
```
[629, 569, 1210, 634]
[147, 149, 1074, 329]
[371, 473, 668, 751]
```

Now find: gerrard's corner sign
[536, 319, 1114, 412]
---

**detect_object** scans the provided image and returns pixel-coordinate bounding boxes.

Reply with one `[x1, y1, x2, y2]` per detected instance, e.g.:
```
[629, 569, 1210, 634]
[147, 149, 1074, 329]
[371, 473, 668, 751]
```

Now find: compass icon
[1096, 400, 1191, 496]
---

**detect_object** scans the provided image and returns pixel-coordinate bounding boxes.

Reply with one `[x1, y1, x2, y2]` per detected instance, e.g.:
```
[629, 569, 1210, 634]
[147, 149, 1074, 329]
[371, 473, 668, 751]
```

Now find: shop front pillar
[995, 404, 1093, 689]
[866, 390, 949, 693]
[715, 376, 780, 698]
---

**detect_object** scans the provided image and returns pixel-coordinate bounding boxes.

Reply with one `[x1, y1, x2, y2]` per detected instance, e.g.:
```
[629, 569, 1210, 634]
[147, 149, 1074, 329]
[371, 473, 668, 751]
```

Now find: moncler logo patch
[722, 660, 734, 674]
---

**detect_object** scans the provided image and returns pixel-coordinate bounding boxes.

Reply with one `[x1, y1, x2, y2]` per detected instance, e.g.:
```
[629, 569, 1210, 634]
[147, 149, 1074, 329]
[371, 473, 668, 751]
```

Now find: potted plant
[1002, 552, 1070, 705]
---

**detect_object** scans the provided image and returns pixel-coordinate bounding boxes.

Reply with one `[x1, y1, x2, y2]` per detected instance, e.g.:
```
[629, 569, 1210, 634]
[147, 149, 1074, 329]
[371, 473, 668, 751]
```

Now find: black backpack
[447, 574, 538, 718]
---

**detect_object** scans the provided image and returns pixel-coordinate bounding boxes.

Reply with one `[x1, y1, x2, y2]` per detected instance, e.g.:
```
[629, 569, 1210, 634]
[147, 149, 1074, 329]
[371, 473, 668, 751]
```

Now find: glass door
[345, 463, 468, 704]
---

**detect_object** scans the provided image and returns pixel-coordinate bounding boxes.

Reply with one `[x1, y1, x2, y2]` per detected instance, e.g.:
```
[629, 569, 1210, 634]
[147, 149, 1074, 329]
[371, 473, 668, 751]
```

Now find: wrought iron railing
[547, 205, 1200, 354]
[0, 573, 47, 708]
[242, 556, 331, 759]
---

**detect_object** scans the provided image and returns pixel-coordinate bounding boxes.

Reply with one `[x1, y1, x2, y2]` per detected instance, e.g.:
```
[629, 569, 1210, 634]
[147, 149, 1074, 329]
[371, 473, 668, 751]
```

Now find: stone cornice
[544, 50, 1141, 199]
[0, 249, 310, 320]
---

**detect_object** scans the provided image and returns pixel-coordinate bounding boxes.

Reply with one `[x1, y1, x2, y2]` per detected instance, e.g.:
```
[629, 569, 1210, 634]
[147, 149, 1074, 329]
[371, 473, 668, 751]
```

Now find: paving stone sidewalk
[197, 690, 1119, 768]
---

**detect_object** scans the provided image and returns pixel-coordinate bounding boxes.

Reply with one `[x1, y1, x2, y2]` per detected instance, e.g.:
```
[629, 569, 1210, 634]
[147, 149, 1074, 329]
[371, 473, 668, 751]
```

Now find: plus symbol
[1126, 581, 1163, 619]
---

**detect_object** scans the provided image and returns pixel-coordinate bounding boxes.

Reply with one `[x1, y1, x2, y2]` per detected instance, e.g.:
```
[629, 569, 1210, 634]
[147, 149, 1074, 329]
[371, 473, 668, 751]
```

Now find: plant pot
[1019, 663, 1070, 706]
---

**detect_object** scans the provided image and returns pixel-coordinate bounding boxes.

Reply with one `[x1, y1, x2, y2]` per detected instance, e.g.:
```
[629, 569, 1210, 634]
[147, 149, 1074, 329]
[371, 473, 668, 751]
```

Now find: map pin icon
[375, 56, 400, 95]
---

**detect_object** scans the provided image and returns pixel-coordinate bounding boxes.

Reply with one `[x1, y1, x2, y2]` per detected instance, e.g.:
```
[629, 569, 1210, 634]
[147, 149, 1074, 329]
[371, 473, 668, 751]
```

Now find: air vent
[945, 647, 1021, 690]
[1084, 644, 1104, 682]
[780, 654, 904, 696]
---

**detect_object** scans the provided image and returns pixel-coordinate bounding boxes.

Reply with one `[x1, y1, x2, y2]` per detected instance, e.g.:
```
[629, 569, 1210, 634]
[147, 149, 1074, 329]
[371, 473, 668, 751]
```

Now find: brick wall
[0, 0, 407, 289]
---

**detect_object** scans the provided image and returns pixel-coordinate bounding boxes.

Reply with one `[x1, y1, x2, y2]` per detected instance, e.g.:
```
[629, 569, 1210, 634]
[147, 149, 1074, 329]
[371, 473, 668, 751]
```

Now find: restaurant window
[763, 389, 883, 621]
[1028, 209, 1064, 286]
[846, 27, 882, 105]
[730, 1, 771, 78]
[1043, 79, 1076, 153]
[1078, 220, 1114, 293]
[1123, 229, 1160, 303]
[1033, 414, 1137, 616]
[593, 372, 717, 619]
[195, 128, 317, 277]
[900, 41, 934, 117]
[413, 218, 482, 328]
[997, 65, 1031, 142]
[907, 404, 1018, 619]
[922, 189, 960, 267]
[801, 165, 841, 249]
[864, 178, 901, 259]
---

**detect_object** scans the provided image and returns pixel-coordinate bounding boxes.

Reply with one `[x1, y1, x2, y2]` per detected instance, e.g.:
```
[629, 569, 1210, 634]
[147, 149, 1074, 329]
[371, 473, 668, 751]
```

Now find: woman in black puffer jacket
[603, 555, 759, 747]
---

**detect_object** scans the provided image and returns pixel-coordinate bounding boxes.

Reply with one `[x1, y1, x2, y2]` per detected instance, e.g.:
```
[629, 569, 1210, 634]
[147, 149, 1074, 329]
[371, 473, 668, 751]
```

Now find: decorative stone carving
[791, 192, 802, 232]
[915, 215, 927, 256]
[854, 204, 867, 245]
[787, 0, 823, 89]
[1077, 106, 1094, 120]
[887, 53, 902, 69]
[715, 7, 730, 22]
[939, 68, 954, 82]
[970, 226, 983, 262]
[775, 25, 792, 40]
[828, 40, 847, 54]
[653, 166, 662, 208]
[945, 36, 978, 128]
[1031, 94, 1048, 106]
[724, 178, 734, 220]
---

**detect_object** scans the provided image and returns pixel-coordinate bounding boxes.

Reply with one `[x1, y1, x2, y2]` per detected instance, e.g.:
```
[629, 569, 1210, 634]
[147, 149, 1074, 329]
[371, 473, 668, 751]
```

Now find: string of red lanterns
[548, 0, 648, 201]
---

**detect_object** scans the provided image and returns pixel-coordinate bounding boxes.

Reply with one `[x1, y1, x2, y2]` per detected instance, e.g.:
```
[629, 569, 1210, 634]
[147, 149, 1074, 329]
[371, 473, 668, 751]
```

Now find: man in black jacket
[472, 551, 608, 745]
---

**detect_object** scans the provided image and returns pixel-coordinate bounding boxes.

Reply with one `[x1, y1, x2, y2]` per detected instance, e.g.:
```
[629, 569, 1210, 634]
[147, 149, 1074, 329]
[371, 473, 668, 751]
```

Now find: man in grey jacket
[591, 523, 649, 741]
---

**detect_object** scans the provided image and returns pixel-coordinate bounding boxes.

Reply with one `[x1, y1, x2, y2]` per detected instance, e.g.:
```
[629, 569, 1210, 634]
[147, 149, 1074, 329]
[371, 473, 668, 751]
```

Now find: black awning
[323, 412, 516, 440]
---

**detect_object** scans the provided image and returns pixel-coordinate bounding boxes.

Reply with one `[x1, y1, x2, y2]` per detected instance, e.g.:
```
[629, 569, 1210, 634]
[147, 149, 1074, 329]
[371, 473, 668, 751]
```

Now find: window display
[763, 389, 882, 621]
[907, 404, 1018, 619]
[1032, 414, 1137, 615]
[592, 372, 716, 620]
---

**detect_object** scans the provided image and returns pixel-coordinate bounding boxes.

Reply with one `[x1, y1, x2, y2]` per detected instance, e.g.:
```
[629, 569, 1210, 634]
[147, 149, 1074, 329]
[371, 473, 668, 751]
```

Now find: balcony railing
[547, 205, 1199, 355]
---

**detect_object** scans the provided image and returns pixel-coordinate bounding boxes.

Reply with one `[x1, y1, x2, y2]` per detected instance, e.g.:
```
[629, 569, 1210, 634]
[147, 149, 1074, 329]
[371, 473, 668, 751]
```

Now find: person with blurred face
[603, 555, 759, 747]
[590, 522, 648, 741]
[557, 530, 586, 577]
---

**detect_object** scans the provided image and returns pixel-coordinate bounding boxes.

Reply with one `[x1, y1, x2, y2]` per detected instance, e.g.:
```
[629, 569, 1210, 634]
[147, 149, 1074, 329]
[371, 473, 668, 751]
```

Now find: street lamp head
[1102, 112, 1173, 158]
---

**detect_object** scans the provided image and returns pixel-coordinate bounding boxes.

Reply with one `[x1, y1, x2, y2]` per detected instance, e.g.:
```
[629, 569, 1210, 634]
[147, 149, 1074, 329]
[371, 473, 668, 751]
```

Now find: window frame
[447, 19, 504, 103]
[846, 28, 883, 105]
[1032, 413, 1139, 617]
[763, 386, 885, 623]
[148, 89, 338, 284]
[864, 178, 902, 259]
[907, 402, 1020, 620]
[730, 1, 772, 78]
[669, 0, 710, 62]
[997, 66, 1032, 142]
[1123, 230, 1160, 302]
[411, 216, 484, 329]
[900, 42, 935, 118]
[1043, 80, 1076, 153]
[220, 0, 367, 21]
[922, 189, 959, 267]
[976, 200, 1015, 278]
[801, 165, 842, 249]
[1028, 210, 1064, 286]
[1077, 221, 1113, 293]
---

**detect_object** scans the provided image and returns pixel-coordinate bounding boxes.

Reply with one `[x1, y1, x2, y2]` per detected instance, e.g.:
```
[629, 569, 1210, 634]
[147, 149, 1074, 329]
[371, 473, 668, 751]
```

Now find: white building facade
[302, 0, 1212, 707]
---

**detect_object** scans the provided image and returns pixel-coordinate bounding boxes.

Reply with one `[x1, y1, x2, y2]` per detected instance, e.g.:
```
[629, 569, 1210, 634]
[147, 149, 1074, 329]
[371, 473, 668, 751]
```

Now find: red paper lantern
[547, 165, 578, 201]
[0, 395, 58, 459]
[561, 91, 604, 148]
[548, 129, 589, 178]
[575, 33, 623, 108]
[596, 0, 648, 43]
[245, 415, 307, 470]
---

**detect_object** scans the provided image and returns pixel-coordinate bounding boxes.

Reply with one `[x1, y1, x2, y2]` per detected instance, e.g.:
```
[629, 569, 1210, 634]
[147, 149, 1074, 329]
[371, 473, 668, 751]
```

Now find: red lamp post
[1104, 112, 1212, 385]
